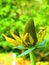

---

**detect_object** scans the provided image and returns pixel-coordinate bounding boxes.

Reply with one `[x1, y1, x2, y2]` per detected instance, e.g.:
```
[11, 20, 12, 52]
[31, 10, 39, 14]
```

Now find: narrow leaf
[13, 45, 25, 50]
[18, 47, 36, 57]
[37, 40, 46, 48]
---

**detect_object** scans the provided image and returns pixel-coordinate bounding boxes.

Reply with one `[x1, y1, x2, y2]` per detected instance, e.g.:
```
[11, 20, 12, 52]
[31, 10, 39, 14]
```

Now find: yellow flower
[2, 27, 46, 47]
[2, 31, 34, 46]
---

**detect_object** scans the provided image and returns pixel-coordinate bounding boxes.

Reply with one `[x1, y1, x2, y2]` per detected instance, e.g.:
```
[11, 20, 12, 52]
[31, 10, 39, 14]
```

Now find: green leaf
[36, 40, 47, 48]
[18, 47, 36, 57]
[12, 45, 26, 50]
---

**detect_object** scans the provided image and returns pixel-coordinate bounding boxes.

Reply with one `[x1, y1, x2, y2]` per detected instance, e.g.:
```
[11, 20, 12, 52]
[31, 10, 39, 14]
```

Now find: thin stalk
[29, 52, 36, 65]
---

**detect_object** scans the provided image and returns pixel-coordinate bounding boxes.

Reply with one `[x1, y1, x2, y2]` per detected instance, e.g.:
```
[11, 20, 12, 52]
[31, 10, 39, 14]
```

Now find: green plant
[2, 19, 47, 65]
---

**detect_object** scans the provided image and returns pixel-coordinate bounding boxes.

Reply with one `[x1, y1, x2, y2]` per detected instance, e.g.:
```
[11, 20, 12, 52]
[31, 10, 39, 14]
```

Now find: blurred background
[0, 0, 49, 41]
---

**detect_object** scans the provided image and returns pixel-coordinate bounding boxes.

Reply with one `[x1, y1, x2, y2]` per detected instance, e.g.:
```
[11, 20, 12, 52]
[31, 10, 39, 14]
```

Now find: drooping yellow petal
[19, 34, 23, 40]
[10, 31, 22, 44]
[23, 33, 28, 41]
[37, 27, 46, 37]
[23, 33, 29, 46]
[37, 30, 42, 36]
[38, 29, 46, 42]
[2, 34, 16, 45]
[29, 33, 34, 44]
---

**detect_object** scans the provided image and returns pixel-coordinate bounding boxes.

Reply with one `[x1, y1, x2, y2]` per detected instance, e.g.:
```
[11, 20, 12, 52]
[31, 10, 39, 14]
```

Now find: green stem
[29, 52, 36, 65]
